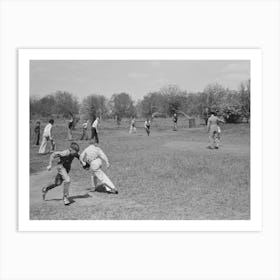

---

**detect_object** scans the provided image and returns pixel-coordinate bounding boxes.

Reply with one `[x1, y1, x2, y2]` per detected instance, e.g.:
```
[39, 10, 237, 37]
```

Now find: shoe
[42, 187, 47, 200]
[63, 197, 71, 206]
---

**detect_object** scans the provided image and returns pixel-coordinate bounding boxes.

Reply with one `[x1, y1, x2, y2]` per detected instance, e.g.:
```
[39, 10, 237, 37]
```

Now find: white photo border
[19, 48, 262, 232]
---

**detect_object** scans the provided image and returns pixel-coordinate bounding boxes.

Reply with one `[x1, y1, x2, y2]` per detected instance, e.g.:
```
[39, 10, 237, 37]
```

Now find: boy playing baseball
[80, 140, 118, 194]
[38, 119, 55, 154]
[34, 121, 41, 146]
[144, 119, 151, 136]
[129, 117, 137, 134]
[80, 119, 89, 140]
[42, 142, 80, 205]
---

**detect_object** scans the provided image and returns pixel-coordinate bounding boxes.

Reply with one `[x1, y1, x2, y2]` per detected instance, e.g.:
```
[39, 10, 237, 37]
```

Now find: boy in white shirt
[91, 117, 100, 143]
[80, 140, 118, 194]
[144, 119, 151, 136]
[38, 119, 55, 154]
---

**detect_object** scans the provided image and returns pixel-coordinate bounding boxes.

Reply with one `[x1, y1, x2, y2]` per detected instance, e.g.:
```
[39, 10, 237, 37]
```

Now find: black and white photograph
[2, 1, 280, 280]
[18, 49, 261, 230]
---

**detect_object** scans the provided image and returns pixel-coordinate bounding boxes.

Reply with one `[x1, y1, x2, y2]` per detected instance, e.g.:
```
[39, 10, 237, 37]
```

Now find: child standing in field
[80, 120, 88, 140]
[38, 119, 55, 154]
[207, 112, 224, 149]
[144, 119, 151, 136]
[91, 117, 100, 144]
[34, 121, 41, 146]
[67, 113, 74, 140]
[129, 117, 137, 134]
[42, 142, 80, 205]
[173, 113, 178, 131]
[80, 140, 118, 194]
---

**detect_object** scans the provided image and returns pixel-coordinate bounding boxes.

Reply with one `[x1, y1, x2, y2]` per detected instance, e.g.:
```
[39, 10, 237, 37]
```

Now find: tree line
[30, 80, 250, 123]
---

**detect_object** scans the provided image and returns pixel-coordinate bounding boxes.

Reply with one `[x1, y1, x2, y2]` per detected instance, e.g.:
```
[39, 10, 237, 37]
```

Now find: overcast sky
[30, 60, 250, 101]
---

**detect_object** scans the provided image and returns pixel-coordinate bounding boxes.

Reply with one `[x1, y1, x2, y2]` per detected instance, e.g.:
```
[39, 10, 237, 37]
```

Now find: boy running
[38, 119, 55, 154]
[144, 119, 151, 136]
[80, 140, 118, 194]
[42, 142, 80, 205]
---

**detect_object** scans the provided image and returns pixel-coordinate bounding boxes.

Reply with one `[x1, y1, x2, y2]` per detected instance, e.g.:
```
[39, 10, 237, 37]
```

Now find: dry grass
[30, 118, 250, 220]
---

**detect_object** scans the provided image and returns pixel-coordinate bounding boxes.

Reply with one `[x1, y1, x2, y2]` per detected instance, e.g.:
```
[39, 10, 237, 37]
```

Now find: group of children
[129, 117, 151, 136]
[34, 111, 224, 206]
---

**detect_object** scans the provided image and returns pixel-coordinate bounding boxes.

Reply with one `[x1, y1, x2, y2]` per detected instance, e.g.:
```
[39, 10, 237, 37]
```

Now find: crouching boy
[42, 142, 80, 205]
[80, 140, 118, 194]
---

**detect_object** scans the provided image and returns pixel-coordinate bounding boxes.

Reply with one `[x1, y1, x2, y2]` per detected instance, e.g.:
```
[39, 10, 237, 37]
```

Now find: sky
[30, 60, 250, 101]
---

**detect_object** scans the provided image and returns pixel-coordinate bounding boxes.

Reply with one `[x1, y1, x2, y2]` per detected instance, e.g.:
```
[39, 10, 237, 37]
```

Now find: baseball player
[129, 117, 137, 134]
[207, 112, 225, 149]
[41, 142, 80, 205]
[80, 120, 89, 140]
[144, 119, 151, 136]
[67, 113, 74, 140]
[34, 121, 41, 146]
[173, 113, 178, 131]
[91, 117, 100, 143]
[79, 140, 118, 194]
[38, 119, 55, 154]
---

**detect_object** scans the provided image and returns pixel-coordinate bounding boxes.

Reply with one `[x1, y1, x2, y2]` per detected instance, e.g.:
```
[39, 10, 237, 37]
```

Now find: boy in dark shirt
[42, 142, 80, 205]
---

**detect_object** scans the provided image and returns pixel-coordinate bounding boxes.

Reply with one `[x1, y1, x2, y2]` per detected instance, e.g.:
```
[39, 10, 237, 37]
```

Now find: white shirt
[43, 123, 53, 138]
[80, 145, 109, 165]
[144, 120, 150, 128]
[92, 119, 99, 128]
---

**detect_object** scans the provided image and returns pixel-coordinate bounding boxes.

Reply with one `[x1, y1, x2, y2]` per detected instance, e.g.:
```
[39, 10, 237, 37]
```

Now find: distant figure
[144, 119, 151, 136]
[207, 112, 225, 149]
[91, 117, 100, 144]
[80, 120, 89, 140]
[67, 113, 74, 140]
[173, 113, 178, 131]
[34, 121, 41, 146]
[129, 117, 137, 134]
[38, 119, 55, 154]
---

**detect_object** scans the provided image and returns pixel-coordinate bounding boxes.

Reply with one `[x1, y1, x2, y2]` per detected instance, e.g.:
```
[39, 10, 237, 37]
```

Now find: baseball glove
[82, 162, 90, 170]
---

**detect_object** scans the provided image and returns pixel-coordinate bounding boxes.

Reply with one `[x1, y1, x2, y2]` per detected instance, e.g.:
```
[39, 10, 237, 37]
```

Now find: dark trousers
[145, 127, 150, 136]
[80, 128, 88, 140]
[35, 132, 40, 145]
[91, 127, 99, 143]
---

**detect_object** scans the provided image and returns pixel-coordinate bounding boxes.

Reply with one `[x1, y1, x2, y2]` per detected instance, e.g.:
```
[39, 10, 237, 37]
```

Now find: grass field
[30, 118, 250, 220]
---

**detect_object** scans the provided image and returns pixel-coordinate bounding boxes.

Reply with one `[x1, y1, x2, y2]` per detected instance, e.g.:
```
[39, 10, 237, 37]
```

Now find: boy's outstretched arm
[79, 149, 87, 166]
[47, 150, 68, 170]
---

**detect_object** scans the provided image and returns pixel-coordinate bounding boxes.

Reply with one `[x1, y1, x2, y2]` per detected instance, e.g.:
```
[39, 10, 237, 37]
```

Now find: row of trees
[30, 81, 250, 123]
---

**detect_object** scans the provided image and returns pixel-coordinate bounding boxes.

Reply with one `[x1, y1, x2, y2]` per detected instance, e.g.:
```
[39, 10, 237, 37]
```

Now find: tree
[80, 95, 108, 122]
[53, 91, 79, 117]
[109, 93, 136, 121]
[238, 79, 250, 122]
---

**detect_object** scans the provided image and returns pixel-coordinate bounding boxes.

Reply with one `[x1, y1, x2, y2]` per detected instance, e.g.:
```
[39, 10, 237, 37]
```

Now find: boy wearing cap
[42, 142, 80, 205]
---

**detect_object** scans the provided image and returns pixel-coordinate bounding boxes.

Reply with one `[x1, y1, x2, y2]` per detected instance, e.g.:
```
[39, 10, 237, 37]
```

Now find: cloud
[128, 72, 149, 78]
[222, 62, 250, 74]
